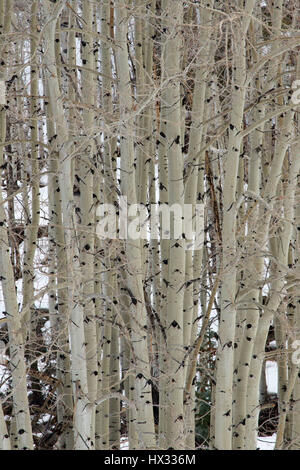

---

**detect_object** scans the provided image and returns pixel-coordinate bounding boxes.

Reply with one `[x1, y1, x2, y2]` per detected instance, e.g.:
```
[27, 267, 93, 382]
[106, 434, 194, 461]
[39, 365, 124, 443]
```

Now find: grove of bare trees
[0, 0, 300, 451]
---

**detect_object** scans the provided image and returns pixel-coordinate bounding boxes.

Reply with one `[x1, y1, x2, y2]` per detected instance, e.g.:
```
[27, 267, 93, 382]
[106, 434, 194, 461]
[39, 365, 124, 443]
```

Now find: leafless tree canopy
[0, 0, 299, 451]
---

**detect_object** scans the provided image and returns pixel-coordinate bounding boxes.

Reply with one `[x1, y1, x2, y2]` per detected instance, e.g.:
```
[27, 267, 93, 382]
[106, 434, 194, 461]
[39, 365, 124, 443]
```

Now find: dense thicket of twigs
[0, 0, 299, 450]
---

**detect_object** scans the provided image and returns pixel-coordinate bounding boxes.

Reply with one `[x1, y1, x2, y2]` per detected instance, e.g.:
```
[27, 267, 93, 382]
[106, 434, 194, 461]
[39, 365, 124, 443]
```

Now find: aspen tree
[109, 309, 121, 449]
[120, 285, 139, 449]
[291, 54, 300, 449]
[2, 0, 300, 451]
[0, 0, 34, 451]
[159, 0, 186, 449]
[241, 9, 300, 440]
[183, 2, 214, 448]
[94, 0, 109, 450]
[46, 80, 74, 449]
[97, 266, 112, 449]
[0, 401, 10, 450]
[183, 1, 213, 374]
[114, 0, 156, 449]
[134, 0, 147, 208]
[238, 0, 294, 447]
[214, 0, 255, 449]
[22, 1, 40, 340]
[79, 0, 98, 443]
[232, 12, 265, 449]
[157, 96, 169, 450]
[0, 182, 34, 450]
[143, 3, 159, 432]
[42, 0, 93, 449]
[274, 153, 300, 449]
[45, 1, 77, 448]
[95, 0, 121, 449]
[155, 4, 173, 446]
[245, 110, 295, 449]
[292, 194, 300, 449]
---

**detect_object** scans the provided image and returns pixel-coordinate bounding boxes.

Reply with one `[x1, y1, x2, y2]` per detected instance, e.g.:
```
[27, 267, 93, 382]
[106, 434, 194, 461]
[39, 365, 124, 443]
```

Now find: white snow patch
[266, 360, 278, 394]
[257, 434, 276, 450]
[120, 437, 129, 450]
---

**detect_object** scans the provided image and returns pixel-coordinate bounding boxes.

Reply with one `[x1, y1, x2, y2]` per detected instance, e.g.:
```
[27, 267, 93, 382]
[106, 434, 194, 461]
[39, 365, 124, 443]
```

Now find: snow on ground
[257, 434, 276, 450]
[121, 434, 276, 450]
[120, 437, 129, 450]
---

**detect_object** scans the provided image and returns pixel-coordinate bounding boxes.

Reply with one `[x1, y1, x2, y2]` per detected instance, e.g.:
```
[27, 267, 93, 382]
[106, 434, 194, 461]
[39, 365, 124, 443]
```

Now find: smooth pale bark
[292, 199, 300, 448]
[140, 1, 160, 441]
[105, 236, 120, 450]
[120, 286, 139, 449]
[45, 2, 76, 448]
[183, 3, 214, 448]
[109, 318, 121, 449]
[276, 365, 298, 449]
[0, 1, 13, 450]
[232, 17, 264, 444]
[21, 1, 43, 430]
[160, 0, 185, 449]
[80, 0, 98, 445]
[97, 273, 111, 449]
[273, 69, 300, 448]
[238, 1, 287, 448]
[214, 1, 255, 449]
[0, 193, 34, 450]
[46, 80, 74, 450]
[0, 402, 10, 450]
[157, 119, 169, 447]
[245, 110, 295, 449]
[22, 1, 40, 338]
[96, 0, 121, 449]
[144, 1, 159, 420]
[0, 0, 33, 451]
[115, 0, 156, 449]
[291, 57, 300, 449]
[284, 245, 295, 447]
[274, 178, 289, 443]
[133, 4, 153, 423]
[266, 152, 300, 450]
[95, 0, 111, 449]
[183, 1, 213, 376]
[42, 0, 93, 449]
[134, 0, 147, 207]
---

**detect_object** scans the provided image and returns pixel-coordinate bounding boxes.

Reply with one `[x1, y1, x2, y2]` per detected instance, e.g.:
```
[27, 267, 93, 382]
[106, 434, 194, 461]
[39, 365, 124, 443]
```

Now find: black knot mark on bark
[175, 414, 183, 422]
[159, 182, 167, 191]
[222, 341, 232, 350]
[170, 320, 180, 329]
